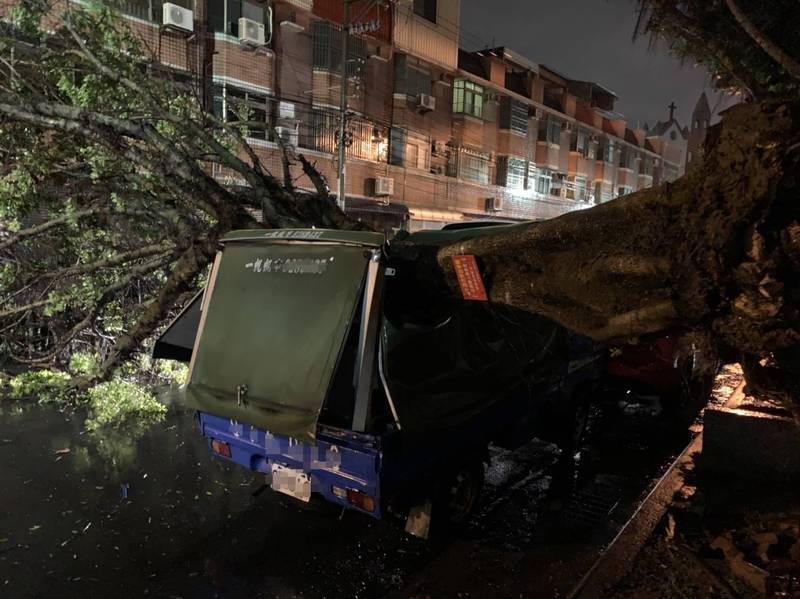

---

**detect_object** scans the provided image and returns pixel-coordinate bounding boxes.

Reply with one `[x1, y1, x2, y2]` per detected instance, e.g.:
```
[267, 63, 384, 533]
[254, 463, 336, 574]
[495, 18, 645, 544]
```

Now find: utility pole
[336, 0, 351, 212]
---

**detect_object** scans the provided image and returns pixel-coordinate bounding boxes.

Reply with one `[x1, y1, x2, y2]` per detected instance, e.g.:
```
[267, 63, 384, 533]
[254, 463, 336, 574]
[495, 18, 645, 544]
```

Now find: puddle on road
[0, 380, 702, 599]
[0, 398, 428, 598]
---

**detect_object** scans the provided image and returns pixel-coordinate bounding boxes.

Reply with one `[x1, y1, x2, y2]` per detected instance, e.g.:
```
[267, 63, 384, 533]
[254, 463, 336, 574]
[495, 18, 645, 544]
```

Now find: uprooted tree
[1, 1, 799, 412]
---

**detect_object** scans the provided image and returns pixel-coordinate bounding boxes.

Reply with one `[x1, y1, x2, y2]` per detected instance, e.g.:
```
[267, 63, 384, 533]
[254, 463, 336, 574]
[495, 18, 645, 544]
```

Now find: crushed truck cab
[155, 227, 604, 525]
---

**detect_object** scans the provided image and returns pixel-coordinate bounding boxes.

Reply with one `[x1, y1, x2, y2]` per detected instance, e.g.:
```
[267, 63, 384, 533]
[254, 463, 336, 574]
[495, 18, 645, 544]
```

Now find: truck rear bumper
[197, 412, 382, 518]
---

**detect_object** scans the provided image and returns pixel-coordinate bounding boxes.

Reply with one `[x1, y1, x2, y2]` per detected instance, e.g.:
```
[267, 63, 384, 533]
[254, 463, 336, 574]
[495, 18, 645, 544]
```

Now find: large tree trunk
[388, 100, 800, 400]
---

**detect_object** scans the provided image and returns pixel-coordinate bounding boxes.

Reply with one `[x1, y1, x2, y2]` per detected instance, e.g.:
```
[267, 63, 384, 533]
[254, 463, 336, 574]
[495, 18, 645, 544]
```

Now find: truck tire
[552, 384, 593, 454]
[435, 458, 485, 527]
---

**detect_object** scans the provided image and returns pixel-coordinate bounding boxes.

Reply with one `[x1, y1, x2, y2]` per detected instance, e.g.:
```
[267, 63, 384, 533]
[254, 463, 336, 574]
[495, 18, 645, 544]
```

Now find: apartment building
[3, 0, 689, 232]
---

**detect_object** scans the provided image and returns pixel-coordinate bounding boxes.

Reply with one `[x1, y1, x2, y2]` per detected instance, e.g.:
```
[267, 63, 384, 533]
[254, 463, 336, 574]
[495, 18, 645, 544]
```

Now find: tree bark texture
[388, 101, 800, 377]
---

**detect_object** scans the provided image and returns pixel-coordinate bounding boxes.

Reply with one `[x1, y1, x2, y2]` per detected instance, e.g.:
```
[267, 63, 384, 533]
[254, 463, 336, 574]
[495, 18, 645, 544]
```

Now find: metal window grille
[536, 168, 553, 195]
[457, 150, 490, 184]
[221, 85, 271, 140]
[312, 21, 366, 78]
[500, 98, 528, 134]
[498, 156, 526, 189]
[308, 109, 387, 162]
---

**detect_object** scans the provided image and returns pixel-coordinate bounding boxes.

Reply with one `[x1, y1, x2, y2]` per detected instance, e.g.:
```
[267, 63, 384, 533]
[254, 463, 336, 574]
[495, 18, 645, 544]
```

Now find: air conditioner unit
[239, 17, 265, 45]
[485, 197, 503, 212]
[531, 107, 544, 119]
[430, 165, 445, 175]
[561, 121, 575, 131]
[416, 93, 436, 113]
[374, 176, 394, 197]
[278, 101, 295, 120]
[274, 125, 298, 148]
[431, 140, 447, 156]
[589, 134, 599, 142]
[162, 3, 194, 32]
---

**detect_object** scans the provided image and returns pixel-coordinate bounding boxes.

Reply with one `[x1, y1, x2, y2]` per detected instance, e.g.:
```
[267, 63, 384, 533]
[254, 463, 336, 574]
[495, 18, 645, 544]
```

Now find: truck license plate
[270, 464, 311, 502]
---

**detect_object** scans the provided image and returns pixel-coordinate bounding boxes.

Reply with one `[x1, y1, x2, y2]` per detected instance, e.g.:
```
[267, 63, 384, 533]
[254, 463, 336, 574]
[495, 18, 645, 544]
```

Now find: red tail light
[346, 489, 375, 512]
[211, 439, 231, 458]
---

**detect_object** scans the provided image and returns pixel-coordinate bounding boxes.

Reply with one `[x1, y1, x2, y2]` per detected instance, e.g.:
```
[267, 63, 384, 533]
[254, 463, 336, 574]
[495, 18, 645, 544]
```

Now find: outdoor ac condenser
[374, 177, 394, 197]
[416, 94, 436, 113]
[239, 17, 266, 45]
[485, 197, 504, 212]
[162, 3, 194, 32]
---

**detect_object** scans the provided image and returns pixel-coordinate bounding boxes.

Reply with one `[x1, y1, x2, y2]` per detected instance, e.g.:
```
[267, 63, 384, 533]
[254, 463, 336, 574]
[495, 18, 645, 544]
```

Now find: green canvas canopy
[185, 236, 374, 442]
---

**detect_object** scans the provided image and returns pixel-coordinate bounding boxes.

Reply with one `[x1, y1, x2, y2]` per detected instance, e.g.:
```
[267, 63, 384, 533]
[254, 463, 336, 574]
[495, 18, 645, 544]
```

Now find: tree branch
[724, 0, 800, 81]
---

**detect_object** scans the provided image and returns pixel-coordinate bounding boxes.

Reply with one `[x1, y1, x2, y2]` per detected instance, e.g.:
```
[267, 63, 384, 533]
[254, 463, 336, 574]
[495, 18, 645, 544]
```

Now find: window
[572, 128, 590, 157]
[536, 168, 553, 195]
[642, 156, 654, 176]
[389, 127, 430, 170]
[394, 55, 431, 97]
[617, 186, 633, 197]
[111, 0, 193, 23]
[619, 147, 637, 170]
[209, 1, 266, 35]
[594, 181, 612, 203]
[312, 21, 366, 78]
[413, 0, 437, 23]
[452, 150, 490, 184]
[217, 85, 271, 140]
[602, 139, 615, 163]
[389, 127, 406, 166]
[538, 116, 561, 145]
[664, 162, 680, 182]
[499, 98, 528, 135]
[452, 79, 484, 119]
[497, 156, 526, 190]
[566, 176, 588, 202]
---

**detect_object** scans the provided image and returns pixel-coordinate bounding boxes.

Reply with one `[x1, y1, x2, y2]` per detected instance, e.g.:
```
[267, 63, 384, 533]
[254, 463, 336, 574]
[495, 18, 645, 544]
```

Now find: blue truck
[154, 225, 604, 535]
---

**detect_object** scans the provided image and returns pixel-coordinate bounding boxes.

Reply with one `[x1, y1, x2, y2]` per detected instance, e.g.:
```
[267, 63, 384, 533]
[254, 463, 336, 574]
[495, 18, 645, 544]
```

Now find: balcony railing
[284, 0, 314, 11]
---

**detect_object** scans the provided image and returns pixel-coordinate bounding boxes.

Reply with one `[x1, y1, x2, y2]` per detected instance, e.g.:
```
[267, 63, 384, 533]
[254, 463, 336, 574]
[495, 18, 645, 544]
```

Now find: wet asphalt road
[0, 382, 707, 599]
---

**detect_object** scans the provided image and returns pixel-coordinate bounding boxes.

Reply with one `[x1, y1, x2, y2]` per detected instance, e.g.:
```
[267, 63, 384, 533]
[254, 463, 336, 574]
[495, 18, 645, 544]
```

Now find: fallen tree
[0, 0, 799, 413]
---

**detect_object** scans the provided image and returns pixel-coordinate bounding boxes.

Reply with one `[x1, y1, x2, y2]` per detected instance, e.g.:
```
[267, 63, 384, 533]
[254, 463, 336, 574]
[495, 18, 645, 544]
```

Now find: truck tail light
[346, 489, 375, 513]
[211, 439, 231, 458]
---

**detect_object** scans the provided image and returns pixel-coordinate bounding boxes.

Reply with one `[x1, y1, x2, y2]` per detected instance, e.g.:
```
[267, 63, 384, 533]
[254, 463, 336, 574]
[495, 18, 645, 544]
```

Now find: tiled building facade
[2, 0, 690, 231]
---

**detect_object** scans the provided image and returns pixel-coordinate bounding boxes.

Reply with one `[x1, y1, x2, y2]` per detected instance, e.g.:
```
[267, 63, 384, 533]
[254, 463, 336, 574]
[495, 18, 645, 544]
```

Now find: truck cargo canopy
[185, 240, 370, 442]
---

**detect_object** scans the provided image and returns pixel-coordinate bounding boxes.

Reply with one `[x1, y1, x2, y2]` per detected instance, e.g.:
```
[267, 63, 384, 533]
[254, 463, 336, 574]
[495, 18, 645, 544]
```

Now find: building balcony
[283, 0, 314, 11]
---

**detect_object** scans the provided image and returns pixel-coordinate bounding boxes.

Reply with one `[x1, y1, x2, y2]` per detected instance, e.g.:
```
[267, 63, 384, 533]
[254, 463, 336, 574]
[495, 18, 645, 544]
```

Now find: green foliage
[153, 358, 189, 386]
[84, 379, 166, 430]
[637, 0, 800, 100]
[69, 351, 100, 378]
[6, 369, 72, 403]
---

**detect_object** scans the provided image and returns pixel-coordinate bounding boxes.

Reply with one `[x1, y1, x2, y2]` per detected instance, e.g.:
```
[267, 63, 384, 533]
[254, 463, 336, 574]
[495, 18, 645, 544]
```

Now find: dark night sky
[459, 0, 736, 128]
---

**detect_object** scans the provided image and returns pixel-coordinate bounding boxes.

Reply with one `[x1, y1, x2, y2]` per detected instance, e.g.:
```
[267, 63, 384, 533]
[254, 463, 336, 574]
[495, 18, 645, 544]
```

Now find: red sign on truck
[451, 255, 488, 301]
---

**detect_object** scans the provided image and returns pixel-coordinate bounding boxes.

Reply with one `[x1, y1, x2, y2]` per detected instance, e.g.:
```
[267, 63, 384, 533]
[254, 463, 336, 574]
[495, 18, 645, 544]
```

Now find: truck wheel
[554, 385, 593, 454]
[442, 460, 484, 525]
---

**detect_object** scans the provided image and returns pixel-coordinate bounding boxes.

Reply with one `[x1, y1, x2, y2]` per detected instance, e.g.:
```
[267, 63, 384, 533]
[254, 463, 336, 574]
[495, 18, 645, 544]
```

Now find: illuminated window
[497, 156, 526, 189]
[452, 79, 484, 119]
[536, 168, 553, 195]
